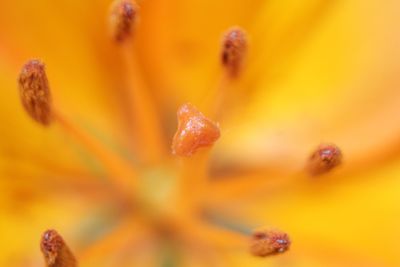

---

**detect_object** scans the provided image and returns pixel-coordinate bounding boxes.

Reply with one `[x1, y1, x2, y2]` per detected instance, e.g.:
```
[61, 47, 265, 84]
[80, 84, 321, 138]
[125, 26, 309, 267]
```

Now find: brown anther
[307, 143, 342, 175]
[172, 103, 220, 157]
[18, 59, 52, 125]
[40, 229, 77, 267]
[250, 229, 291, 257]
[109, 0, 138, 43]
[221, 27, 247, 77]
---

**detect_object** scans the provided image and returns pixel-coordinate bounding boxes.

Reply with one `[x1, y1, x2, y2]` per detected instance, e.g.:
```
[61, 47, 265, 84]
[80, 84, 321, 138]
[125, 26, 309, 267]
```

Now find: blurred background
[0, 0, 399, 266]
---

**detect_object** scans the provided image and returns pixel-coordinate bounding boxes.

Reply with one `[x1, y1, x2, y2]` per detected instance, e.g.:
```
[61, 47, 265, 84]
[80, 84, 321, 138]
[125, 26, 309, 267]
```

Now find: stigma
[172, 103, 220, 156]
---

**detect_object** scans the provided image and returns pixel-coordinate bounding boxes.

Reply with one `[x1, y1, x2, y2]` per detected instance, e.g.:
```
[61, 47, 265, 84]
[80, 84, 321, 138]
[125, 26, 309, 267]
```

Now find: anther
[172, 103, 220, 157]
[250, 229, 291, 257]
[40, 229, 77, 267]
[221, 27, 247, 78]
[307, 143, 342, 175]
[18, 59, 52, 125]
[109, 0, 138, 43]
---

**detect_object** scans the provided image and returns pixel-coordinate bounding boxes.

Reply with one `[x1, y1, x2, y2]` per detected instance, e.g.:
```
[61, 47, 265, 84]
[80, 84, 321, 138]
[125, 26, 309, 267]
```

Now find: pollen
[172, 103, 220, 156]
[109, 0, 138, 43]
[307, 143, 343, 175]
[40, 229, 77, 267]
[250, 229, 291, 257]
[221, 27, 247, 77]
[18, 59, 52, 126]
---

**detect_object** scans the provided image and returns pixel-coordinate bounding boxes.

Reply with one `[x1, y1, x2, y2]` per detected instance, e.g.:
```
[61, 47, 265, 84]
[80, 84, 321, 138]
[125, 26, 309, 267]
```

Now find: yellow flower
[0, 0, 400, 266]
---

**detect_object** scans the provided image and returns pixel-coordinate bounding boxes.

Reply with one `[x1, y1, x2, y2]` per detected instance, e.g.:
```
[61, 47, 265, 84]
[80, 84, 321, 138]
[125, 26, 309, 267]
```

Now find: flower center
[15, 1, 301, 265]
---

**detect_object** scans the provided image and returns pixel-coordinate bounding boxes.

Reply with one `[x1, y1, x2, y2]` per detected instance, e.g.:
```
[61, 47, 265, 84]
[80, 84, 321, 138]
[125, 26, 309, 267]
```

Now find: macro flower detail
[2, 0, 400, 266]
[15, 2, 288, 264]
[172, 103, 220, 156]
[307, 143, 342, 175]
[18, 59, 52, 126]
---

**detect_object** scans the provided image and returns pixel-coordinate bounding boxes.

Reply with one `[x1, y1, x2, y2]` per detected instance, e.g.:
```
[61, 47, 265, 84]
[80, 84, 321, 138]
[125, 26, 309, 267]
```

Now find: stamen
[204, 27, 248, 118]
[18, 59, 137, 198]
[221, 27, 247, 78]
[307, 143, 342, 175]
[250, 229, 291, 257]
[18, 59, 52, 126]
[109, 0, 138, 43]
[175, 217, 247, 249]
[110, 0, 166, 163]
[120, 48, 166, 163]
[40, 229, 77, 267]
[172, 103, 220, 157]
